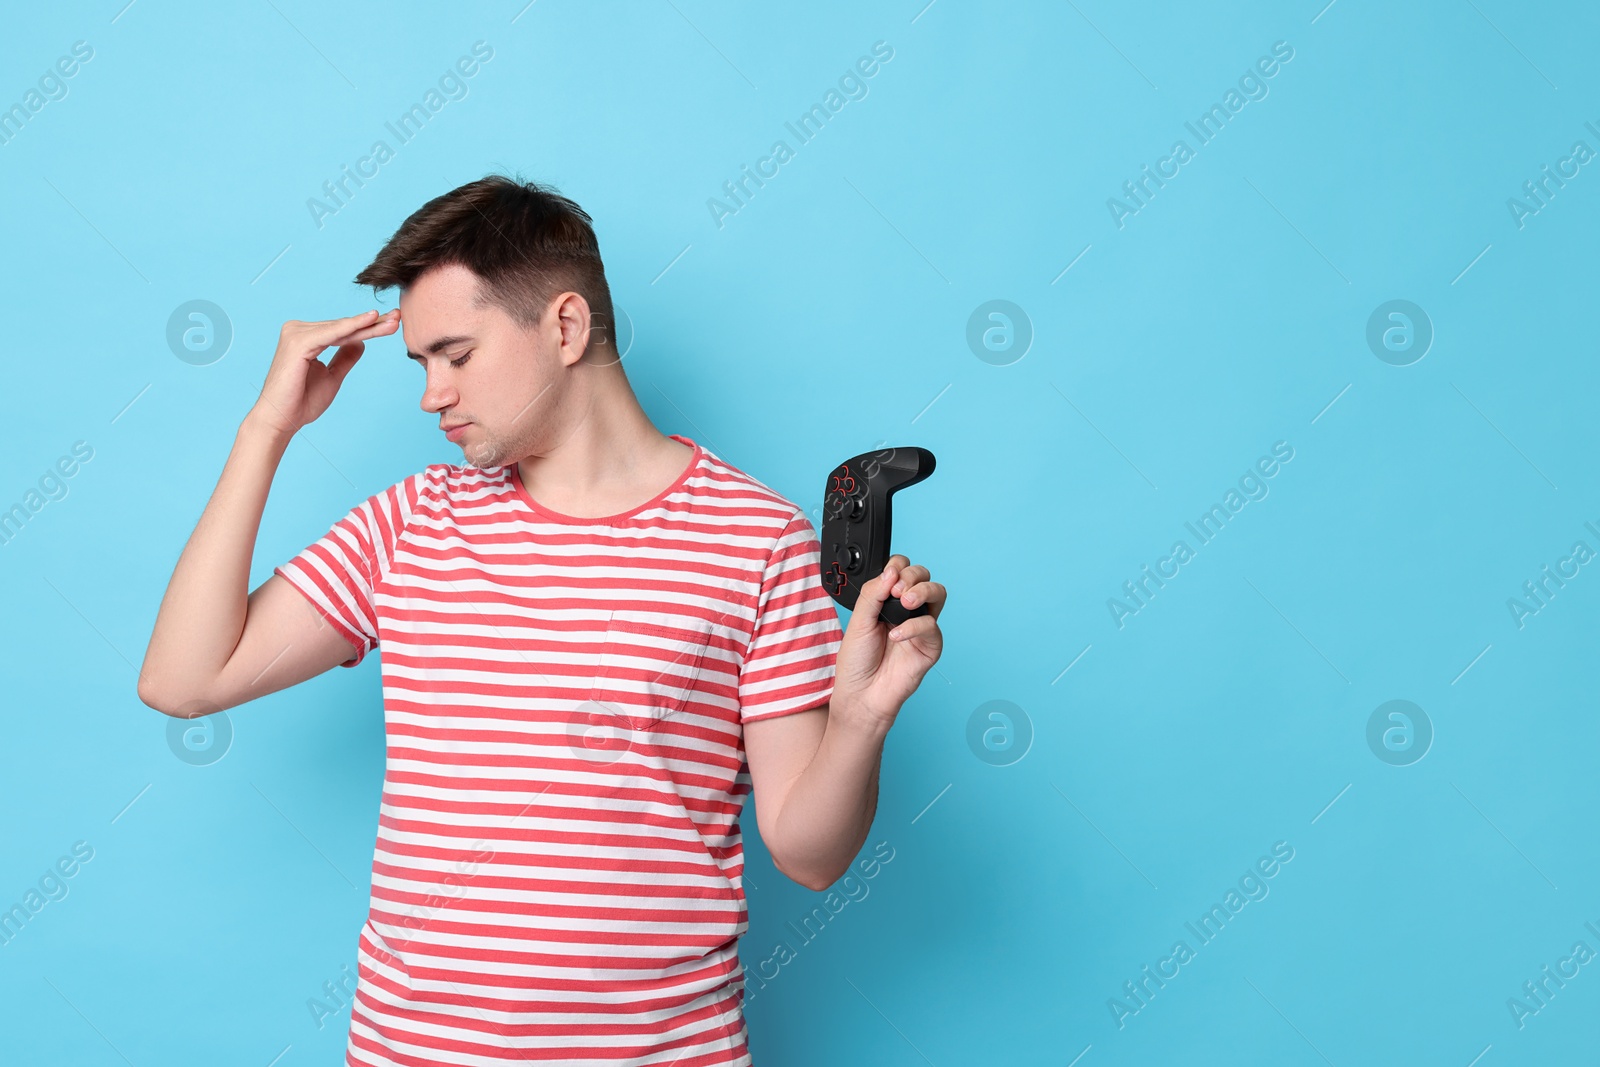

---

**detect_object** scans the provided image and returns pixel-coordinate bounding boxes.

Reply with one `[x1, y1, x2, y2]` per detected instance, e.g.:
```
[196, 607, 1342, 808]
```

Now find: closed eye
[411, 351, 473, 368]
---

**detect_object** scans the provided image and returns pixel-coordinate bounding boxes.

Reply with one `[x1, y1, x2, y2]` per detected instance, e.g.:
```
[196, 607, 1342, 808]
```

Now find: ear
[551, 291, 594, 368]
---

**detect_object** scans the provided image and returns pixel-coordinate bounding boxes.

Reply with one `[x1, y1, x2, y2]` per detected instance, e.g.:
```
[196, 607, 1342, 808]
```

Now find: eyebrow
[406, 334, 474, 359]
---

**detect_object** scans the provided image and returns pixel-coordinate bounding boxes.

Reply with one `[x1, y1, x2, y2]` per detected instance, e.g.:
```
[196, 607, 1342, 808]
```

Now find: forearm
[138, 410, 291, 707]
[769, 706, 891, 890]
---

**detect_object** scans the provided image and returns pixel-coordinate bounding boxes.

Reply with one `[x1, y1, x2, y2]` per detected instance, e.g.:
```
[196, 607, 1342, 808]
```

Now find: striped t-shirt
[273, 433, 844, 1066]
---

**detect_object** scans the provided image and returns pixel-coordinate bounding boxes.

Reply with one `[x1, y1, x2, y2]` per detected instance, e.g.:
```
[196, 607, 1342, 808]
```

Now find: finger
[889, 565, 929, 597]
[338, 313, 402, 344]
[898, 580, 944, 611]
[881, 554, 911, 591]
[300, 310, 396, 348]
[327, 340, 365, 384]
[336, 308, 401, 339]
[848, 566, 897, 634]
[887, 615, 939, 644]
[317, 308, 389, 330]
[312, 321, 397, 361]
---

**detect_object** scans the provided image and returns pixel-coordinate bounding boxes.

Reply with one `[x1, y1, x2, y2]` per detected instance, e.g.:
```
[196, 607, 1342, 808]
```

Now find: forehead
[398, 263, 492, 345]
[399, 262, 486, 315]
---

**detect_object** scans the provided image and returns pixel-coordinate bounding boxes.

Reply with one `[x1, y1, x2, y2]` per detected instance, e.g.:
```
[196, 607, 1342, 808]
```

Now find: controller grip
[878, 597, 930, 627]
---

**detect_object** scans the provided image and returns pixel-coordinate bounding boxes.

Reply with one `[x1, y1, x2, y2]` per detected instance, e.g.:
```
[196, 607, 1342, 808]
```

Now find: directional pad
[823, 561, 850, 595]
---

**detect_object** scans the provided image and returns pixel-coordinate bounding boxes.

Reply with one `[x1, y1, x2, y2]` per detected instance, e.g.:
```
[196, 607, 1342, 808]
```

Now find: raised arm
[136, 310, 399, 717]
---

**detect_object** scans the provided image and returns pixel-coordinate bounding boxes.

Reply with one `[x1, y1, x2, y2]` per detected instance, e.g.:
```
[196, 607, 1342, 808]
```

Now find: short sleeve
[738, 509, 844, 724]
[272, 473, 420, 668]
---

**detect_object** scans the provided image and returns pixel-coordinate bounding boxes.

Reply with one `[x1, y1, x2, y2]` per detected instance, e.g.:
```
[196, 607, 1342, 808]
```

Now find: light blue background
[3, 0, 1597, 1063]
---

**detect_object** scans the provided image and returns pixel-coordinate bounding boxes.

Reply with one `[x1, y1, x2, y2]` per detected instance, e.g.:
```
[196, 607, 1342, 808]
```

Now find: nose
[420, 366, 459, 414]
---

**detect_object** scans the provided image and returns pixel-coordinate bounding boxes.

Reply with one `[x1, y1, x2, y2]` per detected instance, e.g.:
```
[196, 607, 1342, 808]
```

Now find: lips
[442, 422, 469, 440]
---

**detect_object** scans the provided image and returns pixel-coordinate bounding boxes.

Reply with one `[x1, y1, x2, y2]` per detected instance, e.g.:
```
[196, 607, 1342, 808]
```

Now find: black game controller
[820, 446, 937, 627]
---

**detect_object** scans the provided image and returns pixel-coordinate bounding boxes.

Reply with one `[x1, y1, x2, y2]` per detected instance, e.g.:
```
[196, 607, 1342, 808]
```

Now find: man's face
[399, 262, 571, 469]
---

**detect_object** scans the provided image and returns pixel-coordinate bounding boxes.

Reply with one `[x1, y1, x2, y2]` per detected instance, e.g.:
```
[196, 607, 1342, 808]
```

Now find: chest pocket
[594, 609, 714, 728]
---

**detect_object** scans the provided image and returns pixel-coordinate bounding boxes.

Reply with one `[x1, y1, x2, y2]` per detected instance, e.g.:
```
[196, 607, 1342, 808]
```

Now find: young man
[138, 175, 946, 1065]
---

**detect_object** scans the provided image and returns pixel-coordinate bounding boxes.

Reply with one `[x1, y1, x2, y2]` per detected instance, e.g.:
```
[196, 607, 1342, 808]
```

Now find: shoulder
[368, 463, 510, 542]
[691, 447, 817, 544]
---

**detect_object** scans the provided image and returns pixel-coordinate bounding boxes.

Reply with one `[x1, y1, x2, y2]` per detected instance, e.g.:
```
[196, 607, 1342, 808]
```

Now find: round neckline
[508, 434, 701, 525]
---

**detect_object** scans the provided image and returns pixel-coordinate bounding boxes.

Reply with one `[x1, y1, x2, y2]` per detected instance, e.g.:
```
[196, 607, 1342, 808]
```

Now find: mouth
[442, 422, 470, 441]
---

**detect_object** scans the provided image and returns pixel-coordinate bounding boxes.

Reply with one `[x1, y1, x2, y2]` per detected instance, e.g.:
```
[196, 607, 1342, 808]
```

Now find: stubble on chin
[464, 435, 500, 470]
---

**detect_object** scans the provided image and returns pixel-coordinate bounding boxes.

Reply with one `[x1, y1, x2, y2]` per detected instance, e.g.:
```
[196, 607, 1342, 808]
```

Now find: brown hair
[354, 173, 616, 353]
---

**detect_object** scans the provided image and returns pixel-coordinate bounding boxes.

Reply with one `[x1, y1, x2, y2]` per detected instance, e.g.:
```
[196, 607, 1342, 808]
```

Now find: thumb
[327, 340, 364, 386]
[848, 567, 893, 634]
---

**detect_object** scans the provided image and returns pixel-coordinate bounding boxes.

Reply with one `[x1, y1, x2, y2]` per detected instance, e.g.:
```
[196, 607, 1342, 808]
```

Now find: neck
[514, 360, 689, 515]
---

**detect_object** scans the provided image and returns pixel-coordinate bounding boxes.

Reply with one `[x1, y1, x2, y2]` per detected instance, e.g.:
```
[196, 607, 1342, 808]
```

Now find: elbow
[136, 675, 214, 719]
[780, 868, 832, 893]
[136, 654, 175, 715]
[774, 855, 843, 893]
[136, 674, 169, 715]
[137, 684, 182, 718]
